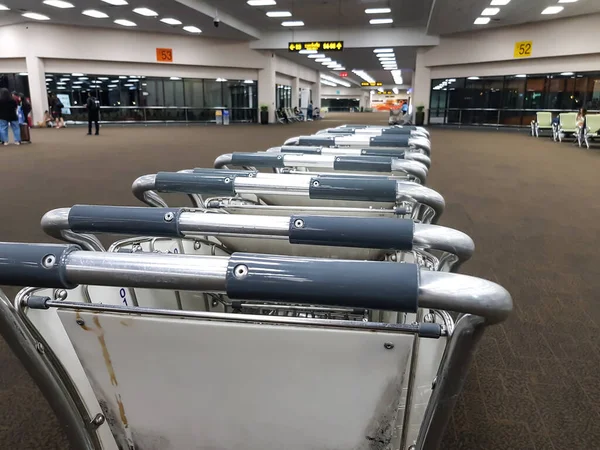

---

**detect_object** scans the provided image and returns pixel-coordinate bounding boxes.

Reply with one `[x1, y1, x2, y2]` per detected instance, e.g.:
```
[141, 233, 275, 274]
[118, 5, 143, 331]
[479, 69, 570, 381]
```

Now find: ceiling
[204, 0, 434, 31]
[0, 0, 250, 39]
[428, 0, 600, 35]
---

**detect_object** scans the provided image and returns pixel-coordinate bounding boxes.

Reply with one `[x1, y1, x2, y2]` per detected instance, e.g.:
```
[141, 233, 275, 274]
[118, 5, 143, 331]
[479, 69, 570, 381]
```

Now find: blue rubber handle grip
[155, 172, 235, 195]
[226, 253, 419, 312]
[230, 153, 285, 168]
[309, 176, 397, 202]
[68, 205, 182, 237]
[289, 215, 414, 250]
[0, 243, 79, 288]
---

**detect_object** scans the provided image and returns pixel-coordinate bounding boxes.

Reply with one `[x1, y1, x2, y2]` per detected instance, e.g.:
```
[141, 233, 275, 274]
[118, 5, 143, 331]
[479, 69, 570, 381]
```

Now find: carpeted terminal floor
[0, 113, 599, 449]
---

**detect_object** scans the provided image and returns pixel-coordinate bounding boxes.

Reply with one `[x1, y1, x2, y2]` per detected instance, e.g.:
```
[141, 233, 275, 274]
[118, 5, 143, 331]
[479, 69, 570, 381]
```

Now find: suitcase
[20, 124, 31, 143]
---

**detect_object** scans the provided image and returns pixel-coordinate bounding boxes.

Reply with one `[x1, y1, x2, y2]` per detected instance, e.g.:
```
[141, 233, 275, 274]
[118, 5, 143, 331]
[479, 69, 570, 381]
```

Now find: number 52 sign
[156, 48, 174, 63]
[514, 41, 532, 59]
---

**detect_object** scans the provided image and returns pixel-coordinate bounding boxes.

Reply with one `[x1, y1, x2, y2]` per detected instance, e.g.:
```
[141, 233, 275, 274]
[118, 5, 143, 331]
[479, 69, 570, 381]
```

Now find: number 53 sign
[514, 41, 532, 58]
[156, 48, 174, 63]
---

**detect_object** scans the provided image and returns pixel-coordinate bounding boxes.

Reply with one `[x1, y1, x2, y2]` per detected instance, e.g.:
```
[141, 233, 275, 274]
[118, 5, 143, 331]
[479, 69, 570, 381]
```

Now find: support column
[313, 71, 321, 107]
[257, 52, 276, 123]
[412, 47, 431, 125]
[291, 77, 299, 109]
[26, 56, 48, 124]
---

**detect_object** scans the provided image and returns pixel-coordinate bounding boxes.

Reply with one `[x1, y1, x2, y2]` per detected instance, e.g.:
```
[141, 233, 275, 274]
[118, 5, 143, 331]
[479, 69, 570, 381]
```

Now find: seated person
[293, 106, 304, 119]
[43, 110, 54, 127]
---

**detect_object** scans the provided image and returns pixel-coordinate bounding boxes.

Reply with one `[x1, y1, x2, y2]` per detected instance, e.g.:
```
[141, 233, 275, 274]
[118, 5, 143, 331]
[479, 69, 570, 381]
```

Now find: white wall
[320, 86, 365, 97]
[273, 55, 318, 84]
[0, 57, 26, 72]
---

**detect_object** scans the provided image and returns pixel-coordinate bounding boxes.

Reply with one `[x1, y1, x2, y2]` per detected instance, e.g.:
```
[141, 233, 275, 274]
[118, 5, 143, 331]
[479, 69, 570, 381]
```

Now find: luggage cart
[324, 124, 430, 139]
[213, 152, 429, 184]
[283, 133, 431, 155]
[265, 145, 431, 169]
[0, 242, 511, 450]
[131, 170, 446, 224]
[316, 125, 430, 141]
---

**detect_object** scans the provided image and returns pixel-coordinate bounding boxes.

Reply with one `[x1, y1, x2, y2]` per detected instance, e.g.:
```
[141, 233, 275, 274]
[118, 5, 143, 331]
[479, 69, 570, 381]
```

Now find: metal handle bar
[213, 152, 428, 181]
[41, 206, 475, 263]
[0, 243, 511, 322]
[132, 172, 446, 220]
[269, 146, 432, 169]
[333, 125, 430, 138]
[284, 135, 431, 155]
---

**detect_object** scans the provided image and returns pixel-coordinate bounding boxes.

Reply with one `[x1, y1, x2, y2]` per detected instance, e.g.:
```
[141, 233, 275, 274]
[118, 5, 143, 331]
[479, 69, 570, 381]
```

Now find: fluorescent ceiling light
[247, 0, 276, 5]
[170, 77, 181, 80]
[108, 84, 118, 87]
[243, 80, 254, 84]
[490, 0, 510, 4]
[321, 74, 350, 88]
[19, 72, 28, 76]
[161, 18, 182, 25]
[474, 17, 490, 24]
[124, 83, 134, 86]
[43, 1, 74, 8]
[365, 8, 391, 14]
[57, 87, 66, 90]
[332, 67, 345, 71]
[541, 6, 564, 14]
[73, 81, 83, 84]
[60, 78, 70, 81]
[71, 73, 83, 76]
[374, 48, 394, 53]
[128, 79, 139, 81]
[101, 0, 128, 5]
[379, 57, 396, 61]
[216, 78, 227, 82]
[352, 70, 375, 83]
[481, 7, 500, 15]
[560, 72, 574, 76]
[315, 58, 332, 62]
[299, 49, 317, 54]
[56, 82, 66, 85]
[119, 76, 127, 79]
[326, 63, 340, 68]
[515, 74, 527, 78]
[266, 11, 291, 17]
[321, 80, 337, 87]
[308, 54, 325, 59]
[72, 86, 81, 89]
[46, 78, 52, 81]
[0, 4, 9, 10]
[183, 25, 202, 33]
[467, 76, 480, 80]
[79, 77, 89, 80]
[22, 12, 51, 20]
[98, 77, 109, 80]
[282, 20, 304, 26]
[114, 19, 136, 26]
[82, 10, 109, 18]
[370, 18, 393, 24]
[392, 88, 399, 94]
[558, 0, 578, 2]
[133, 8, 158, 16]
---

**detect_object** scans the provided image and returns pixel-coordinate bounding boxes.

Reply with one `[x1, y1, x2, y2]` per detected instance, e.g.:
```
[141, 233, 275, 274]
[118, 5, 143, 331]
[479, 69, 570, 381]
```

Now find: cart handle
[0, 243, 511, 321]
[43, 206, 475, 261]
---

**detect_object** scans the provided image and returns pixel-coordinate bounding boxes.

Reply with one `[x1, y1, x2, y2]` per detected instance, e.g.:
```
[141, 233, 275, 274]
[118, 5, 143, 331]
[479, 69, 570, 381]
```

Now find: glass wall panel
[142, 78, 164, 106]
[163, 79, 185, 107]
[204, 80, 224, 107]
[583, 74, 600, 110]
[276, 84, 291, 109]
[184, 79, 204, 107]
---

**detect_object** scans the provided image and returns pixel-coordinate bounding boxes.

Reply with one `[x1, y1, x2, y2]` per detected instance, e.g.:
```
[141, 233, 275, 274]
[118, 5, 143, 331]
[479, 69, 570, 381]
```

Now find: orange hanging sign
[156, 48, 174, 63]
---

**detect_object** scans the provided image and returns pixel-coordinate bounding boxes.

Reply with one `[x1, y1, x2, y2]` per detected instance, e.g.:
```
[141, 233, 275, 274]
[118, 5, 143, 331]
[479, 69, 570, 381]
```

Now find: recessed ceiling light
[247, 0, 276, 5]
[124, 83, 134, 86]
[82, 10, 109, 18]
[332, 67, 346, 71]
[299, 49, 317, 54]
[115, 19, 136, 26]
[467, 76, 480, 80]
[98, 77, 109, 80]
[315, 58, 331, 62]
[515, 74, 527, 78]
[216, 78, 227, 82]
[71, 73, 83, 76]
[365, 8, 391, 14]
[22, 12, 51, 20]
[474, 17, 491, 24]
[119, 76, 127, 79]
[541, 6, 564, 14]
[481, 7, 500, 16]
[19, 72, 28, 76]
[308, 54, 325, 59]
[78, 77, 89, 80]
[490, 0, 510, 4]
[244, 80, 254, 84]
[266, 11, 291, 17]
[370, 18, 393, 24]
[374, 48, 394, 53]
[282, 20, 304, 26]
[73, 81, 83, 84]
[56, 82, 66, 85]
[108, 84, 118, 88]
[183, 25, 202, 33]
[170, 77, 181, 80]
[379, 57, 396, 61]
[101, 0, 128, 5]
[133, 8, 158, 17]
[161, 18, 182, 25]
[0, 4, 9, 10]
[43, 0, 74, 8]
[560, 72, 574, 76]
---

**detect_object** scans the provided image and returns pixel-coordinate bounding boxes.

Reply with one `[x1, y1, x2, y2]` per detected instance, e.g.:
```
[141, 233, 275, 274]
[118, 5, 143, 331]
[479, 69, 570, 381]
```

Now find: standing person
[86, 92, 100, 136]
[51, 94, 65, 129]
[0, 88, 21, 145]
[20, 94, 32, 127]
[307, 101, 314, 121]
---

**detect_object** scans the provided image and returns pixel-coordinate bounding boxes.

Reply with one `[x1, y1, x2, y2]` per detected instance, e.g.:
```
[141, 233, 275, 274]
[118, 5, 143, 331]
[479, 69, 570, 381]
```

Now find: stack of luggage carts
[0, 123, 512, 450]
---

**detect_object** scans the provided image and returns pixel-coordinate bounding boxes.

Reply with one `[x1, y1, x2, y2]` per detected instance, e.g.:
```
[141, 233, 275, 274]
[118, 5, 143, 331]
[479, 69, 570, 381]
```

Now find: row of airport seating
[531, 111, 600, 149]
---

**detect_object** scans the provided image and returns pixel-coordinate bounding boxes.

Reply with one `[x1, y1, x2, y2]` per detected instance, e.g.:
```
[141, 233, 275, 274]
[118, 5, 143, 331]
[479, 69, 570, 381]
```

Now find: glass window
[524, 76, 547, 110]
[184, 79, 204, 107]
[204, 80, 223, 107]
[582, 73, 600, 110]
[503, 76, 525, 109]
[276, 84, 291, 109]
[142, 78, 164, 106]
[163, 79, 184, 107]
